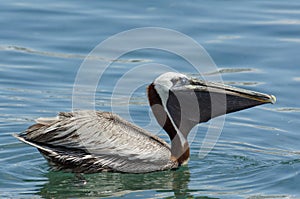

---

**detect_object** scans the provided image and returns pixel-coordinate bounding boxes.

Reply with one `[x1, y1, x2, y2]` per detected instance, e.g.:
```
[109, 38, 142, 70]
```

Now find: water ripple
[264, 107, 300, 113]
[0, 45, 150, 63]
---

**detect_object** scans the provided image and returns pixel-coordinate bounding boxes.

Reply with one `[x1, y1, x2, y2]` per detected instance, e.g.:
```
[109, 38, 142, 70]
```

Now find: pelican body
[14, 72, 276, 173]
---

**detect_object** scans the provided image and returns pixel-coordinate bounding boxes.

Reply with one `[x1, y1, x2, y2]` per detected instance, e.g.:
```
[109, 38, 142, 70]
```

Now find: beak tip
[270, 95, 276, 104]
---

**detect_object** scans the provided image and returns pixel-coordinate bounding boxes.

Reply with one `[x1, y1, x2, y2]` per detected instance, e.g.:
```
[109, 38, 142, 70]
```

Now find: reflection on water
[38, 168, 191, 198]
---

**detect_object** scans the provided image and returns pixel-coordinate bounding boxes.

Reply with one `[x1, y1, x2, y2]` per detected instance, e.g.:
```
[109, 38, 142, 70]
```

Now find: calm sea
[1, 0, 300, 198]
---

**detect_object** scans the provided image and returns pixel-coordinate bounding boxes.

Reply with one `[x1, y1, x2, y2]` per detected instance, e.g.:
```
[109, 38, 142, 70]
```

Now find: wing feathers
[16, 110, 176, 173]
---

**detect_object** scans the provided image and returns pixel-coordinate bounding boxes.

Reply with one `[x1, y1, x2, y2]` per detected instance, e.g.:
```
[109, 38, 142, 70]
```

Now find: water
[1, 0, 300, 198]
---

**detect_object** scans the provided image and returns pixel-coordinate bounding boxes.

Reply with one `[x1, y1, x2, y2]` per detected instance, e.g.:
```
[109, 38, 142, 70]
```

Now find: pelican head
[148, 72, 276, 164]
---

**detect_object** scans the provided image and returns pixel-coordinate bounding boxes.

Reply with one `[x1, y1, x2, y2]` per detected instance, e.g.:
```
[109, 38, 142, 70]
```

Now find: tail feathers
[12, 133, 57, 155]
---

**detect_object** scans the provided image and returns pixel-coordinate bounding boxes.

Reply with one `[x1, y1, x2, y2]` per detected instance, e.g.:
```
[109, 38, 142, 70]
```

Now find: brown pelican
[14, 72, 276, 173]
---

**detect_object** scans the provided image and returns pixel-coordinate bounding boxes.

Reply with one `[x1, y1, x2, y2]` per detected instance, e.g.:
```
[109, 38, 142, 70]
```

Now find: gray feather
[15, 110, 177, 173]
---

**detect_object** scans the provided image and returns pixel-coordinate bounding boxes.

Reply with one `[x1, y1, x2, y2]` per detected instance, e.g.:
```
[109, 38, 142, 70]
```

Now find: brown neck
[170, 135, 190, 165]
[147, 83, 190, 165]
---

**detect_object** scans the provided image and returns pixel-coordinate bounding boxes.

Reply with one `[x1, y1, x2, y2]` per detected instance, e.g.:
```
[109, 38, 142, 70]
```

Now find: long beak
[167, 78, 276, 125]
[189, 79, 276, 104]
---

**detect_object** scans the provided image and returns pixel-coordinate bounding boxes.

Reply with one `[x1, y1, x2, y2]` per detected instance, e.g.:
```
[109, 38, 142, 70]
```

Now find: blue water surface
[1, 0, 300, 198]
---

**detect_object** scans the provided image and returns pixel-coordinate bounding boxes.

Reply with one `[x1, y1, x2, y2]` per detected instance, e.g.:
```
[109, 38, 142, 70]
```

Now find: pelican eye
[171, 77, 189, 87]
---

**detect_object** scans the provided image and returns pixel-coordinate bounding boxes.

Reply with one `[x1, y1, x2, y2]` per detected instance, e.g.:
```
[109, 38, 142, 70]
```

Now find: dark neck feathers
[147, 83, 190, 165]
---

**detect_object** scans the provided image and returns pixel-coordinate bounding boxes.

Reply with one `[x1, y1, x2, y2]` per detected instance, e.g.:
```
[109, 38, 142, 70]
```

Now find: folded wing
[14, 111, 176, 173]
